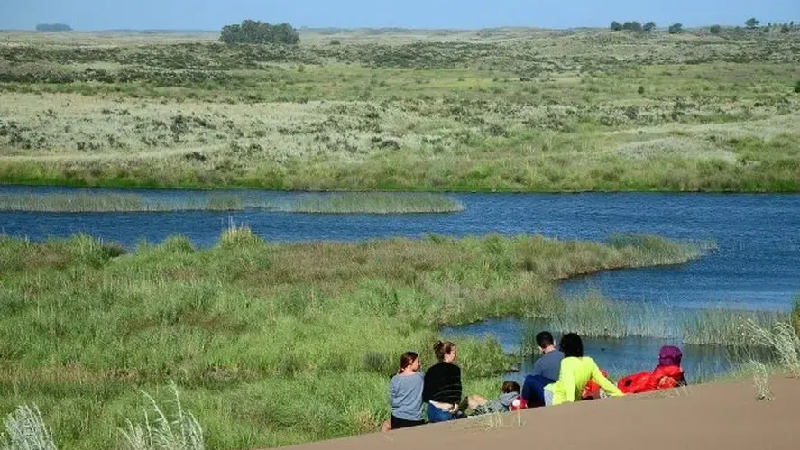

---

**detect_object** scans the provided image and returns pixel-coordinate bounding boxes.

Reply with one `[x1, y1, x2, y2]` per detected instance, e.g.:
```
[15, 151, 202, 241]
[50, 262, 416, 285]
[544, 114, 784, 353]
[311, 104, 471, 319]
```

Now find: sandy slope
[283, 376, 799, 450]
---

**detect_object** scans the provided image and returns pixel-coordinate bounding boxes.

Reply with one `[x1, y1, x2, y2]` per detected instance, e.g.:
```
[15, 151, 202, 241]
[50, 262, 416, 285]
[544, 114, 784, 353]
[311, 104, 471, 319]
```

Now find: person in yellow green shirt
[544, 333, 625, 406]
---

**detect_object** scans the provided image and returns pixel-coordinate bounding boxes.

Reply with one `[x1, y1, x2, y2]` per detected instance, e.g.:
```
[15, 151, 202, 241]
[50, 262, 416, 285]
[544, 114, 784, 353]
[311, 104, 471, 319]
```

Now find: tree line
[611, 18, 798, 35]
[35, 23, 71, 32]
[219, 20, 299, 44]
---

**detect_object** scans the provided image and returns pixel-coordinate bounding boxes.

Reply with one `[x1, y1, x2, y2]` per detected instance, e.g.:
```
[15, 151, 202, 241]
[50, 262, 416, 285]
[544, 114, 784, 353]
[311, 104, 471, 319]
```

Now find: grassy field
[0, 28, 798, 191]
[0, 230, 715, 449]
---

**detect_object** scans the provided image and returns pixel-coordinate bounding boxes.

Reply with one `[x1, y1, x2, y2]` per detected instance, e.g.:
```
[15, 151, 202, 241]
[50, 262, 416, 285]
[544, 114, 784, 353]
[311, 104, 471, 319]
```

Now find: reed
[289, 193, 464, 214]
[0, 193, 246, 212]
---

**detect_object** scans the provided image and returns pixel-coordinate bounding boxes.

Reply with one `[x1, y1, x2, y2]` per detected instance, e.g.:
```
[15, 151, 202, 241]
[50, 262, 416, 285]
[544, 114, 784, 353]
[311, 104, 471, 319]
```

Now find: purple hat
[658, 345, 683, 367]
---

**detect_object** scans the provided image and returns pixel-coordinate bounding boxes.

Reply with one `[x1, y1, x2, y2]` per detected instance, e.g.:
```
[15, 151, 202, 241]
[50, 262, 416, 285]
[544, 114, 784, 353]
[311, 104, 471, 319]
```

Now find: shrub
[638, 85, 645, 95]
[622, 22, 642, 32]
[710, 24, 722, 34]
[220, 20, 299, 45]
[745, 18, 759, 30]
[643, 22, 657, 32]
[668, 23, 684, 34]
[610, 21, 622, 32]
[794, 80, 800, 94]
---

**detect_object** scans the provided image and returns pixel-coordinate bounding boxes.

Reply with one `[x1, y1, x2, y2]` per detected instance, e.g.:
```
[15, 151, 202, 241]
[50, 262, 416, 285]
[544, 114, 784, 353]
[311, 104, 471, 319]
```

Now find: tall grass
[0, 194, 245, 212]
[0, 192, 464, 215]
[120, 384, 204, 450]
[522, 292, 785, 347]
[0, 232, 708, 449]
[1, 404, 56, 450]
[290, 193, 464, 214]
[745, 320, 800, 376]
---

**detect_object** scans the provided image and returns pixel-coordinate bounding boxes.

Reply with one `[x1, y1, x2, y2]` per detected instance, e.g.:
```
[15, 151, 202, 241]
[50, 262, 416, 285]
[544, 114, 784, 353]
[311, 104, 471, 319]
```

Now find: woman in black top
[422, 340, 463, 422]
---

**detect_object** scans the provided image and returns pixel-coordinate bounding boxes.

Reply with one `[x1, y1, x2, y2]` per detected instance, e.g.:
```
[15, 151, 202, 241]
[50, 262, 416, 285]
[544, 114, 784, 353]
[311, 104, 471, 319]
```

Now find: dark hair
[501, 380, 520, 393]
[535, 331, 554, 349]
[398, 351, 419, 372]
[433, 340, 456, 362]
[559, 333, 584, 357]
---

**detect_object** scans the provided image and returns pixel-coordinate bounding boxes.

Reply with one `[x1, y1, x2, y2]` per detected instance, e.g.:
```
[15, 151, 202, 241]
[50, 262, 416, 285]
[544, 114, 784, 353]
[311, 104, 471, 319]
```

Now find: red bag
[510, 396, 528, 410]
[582, 369, 609, 400]
[618, 365, 685, 394]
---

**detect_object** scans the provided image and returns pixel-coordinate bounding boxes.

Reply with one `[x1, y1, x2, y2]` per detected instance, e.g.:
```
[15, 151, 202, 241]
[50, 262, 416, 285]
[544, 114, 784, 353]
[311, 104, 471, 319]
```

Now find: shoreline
[283, 375, 800, 450]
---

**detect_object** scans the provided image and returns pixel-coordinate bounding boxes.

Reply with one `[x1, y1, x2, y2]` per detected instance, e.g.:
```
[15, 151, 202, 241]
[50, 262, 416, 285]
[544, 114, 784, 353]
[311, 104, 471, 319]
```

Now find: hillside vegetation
[0, 28, 798, 190]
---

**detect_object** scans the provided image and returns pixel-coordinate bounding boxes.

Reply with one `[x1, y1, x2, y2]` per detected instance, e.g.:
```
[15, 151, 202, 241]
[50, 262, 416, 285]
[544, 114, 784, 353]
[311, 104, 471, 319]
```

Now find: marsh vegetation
[0, 231, 705, 448]
[0, 191, 463, 214]
[0, 28, 798, 191]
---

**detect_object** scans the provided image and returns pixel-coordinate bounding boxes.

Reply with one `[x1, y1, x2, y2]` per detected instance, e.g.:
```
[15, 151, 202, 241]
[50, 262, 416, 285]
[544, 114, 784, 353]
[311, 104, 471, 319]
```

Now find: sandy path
[282, 376, 800, 450]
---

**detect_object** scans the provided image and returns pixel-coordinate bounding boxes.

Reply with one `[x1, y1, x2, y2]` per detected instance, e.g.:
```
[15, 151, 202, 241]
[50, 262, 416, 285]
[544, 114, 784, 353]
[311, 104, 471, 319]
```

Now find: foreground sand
[284, 376, 799, 450]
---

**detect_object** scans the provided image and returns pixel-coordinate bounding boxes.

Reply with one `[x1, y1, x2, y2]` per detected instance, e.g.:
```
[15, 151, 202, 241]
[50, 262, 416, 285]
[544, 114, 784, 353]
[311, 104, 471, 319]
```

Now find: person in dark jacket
[422, 340, 463, 423]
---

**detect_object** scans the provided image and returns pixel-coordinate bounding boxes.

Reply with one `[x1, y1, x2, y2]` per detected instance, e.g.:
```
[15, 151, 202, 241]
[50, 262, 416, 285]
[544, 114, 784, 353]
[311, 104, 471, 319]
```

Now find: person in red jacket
[618, 345, 686, 394]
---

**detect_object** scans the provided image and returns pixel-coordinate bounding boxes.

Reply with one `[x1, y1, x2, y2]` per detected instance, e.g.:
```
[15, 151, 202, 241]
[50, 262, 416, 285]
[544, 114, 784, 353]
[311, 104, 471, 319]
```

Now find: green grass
[0, 29, 798, 191]
[0, 231, 701, 449]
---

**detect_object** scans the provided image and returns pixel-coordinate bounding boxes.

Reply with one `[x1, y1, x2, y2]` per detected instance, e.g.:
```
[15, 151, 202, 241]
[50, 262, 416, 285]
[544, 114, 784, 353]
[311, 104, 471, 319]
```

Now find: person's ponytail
[433, 340, 455, 362]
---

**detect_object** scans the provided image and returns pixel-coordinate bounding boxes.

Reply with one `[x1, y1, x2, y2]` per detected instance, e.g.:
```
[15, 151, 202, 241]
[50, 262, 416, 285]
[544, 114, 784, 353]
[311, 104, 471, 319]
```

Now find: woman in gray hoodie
[388, 352, 425, 429]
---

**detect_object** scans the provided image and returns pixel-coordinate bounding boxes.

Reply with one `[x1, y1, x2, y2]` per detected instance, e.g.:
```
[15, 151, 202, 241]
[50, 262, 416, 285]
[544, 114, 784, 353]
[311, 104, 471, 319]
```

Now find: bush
[219, 20, 299, 45]
[643, 22, 656, 32]
[610, 21, 622, 32]
[795, 80, 800, 94]
[668, 23, 684, 34]
[622, 22, 642, 32]
[745, 18, 759, 30]
[710, 24, 722, 34]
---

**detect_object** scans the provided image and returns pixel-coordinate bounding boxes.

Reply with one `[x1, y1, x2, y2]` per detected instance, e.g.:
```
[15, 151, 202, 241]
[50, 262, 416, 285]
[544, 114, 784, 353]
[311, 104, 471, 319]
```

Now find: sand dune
[284, 376, 799, 450]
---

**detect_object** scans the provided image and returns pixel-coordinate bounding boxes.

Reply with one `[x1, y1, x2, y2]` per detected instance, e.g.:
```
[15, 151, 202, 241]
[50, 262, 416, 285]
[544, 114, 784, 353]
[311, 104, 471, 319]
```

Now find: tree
[35, 23, 71, 32]
[745, 17, 759, 29]
[710, 24, 722, 34]
[610, 21, 622, 31]
[622, 21, 643, 32]
[643, 22, 657, 32]
[668, 23, 683, 34]
[220, 20, 300, 44]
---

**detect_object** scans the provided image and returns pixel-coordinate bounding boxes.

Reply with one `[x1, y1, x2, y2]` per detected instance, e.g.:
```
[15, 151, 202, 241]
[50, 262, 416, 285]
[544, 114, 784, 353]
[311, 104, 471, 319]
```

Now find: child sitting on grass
[468, 381, 527, 415]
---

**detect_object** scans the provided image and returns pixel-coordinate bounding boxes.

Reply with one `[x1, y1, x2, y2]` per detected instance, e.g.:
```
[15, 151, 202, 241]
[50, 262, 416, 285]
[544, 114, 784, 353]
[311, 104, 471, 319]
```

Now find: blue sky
[1, 0, 798, 31]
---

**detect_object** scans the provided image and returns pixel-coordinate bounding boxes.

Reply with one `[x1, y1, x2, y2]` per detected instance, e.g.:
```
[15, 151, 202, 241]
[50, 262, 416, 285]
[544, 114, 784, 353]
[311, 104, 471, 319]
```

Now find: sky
[0, 0, 798, 31]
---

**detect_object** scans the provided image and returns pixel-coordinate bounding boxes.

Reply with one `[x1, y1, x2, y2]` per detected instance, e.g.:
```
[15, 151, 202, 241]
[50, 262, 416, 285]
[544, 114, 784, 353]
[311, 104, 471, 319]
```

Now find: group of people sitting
[385, 332, 686, 431]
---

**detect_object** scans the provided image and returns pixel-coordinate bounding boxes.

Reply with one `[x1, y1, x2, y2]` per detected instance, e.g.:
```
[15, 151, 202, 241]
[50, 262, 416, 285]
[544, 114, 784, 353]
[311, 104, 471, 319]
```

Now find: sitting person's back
[544, 333, 624, 406]
[521, 331, 564, 407]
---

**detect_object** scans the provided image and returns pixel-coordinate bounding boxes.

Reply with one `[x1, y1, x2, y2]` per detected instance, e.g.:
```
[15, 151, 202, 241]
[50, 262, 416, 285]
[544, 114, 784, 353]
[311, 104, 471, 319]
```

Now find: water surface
[2, 187, 797, 312]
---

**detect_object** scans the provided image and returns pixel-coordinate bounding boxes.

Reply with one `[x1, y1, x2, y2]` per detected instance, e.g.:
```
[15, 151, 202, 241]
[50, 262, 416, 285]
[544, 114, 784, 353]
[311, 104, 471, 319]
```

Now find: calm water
[3, 186, 797, 376]
[2, 186, 798, 311]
